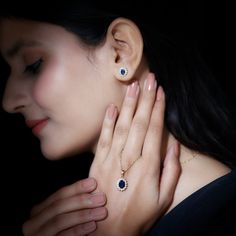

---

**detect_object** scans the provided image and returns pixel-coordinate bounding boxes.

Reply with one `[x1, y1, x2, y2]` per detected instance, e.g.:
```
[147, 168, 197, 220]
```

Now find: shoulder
[146, 168, 236, 236]
[167, 154, 231, 213]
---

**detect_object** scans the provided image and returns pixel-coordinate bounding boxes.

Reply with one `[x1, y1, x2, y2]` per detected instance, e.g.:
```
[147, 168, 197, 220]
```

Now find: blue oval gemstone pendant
[117, 178, 128, 191]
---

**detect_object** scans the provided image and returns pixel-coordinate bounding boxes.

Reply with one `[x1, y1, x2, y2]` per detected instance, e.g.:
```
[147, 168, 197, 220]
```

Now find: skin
[0, 19, 125, 159]
[88, 81, 181, 236]
[0, 18, 231, 235]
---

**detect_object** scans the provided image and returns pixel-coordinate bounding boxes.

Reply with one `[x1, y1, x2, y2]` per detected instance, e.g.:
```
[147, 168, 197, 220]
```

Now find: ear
[106, 17, 143, 82]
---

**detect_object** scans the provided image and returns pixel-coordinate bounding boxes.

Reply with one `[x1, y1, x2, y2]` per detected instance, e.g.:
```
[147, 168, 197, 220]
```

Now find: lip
[26, 118, 49, 136]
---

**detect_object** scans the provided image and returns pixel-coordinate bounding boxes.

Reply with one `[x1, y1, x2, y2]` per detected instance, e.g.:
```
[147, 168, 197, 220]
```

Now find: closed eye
[24, 58, 43, 75]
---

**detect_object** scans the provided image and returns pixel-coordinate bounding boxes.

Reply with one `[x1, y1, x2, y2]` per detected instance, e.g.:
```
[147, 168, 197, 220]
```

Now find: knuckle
[51, 200, 63, 215]
[123, 98, 135, 108]
[153, 99, 164, 110]
[98, 138, 110, 150]
[71, 225, 86, 236]
[121, 152, 138, 168]
[74, 180, 86, 193]
[162, 195, 173, 208]
[75, 193, 88, 205]
[170, 161, 181, 174]
[102, 120, 113, 129]
[78, 208, 91, 219]
[58, 179, 82, 196]
[80, 222, 96, 234]
[149, 122, 162, 133]
[74, 194, 93, 209]
[115, 125, 129, 137]
[56, 186, 69, 199]
[144, 90, 156, 100]
[51, 215, 65, 232]
[122, 151, 134, 161]
[133, 118, 148, 132]
[165, 161, 175, 171]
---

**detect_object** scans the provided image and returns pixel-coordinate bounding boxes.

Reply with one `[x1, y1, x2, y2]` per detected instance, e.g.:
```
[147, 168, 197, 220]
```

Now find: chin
[40, 142, 69, 160]
[40, 142, 88, 161]
[41, 149, 67, 161]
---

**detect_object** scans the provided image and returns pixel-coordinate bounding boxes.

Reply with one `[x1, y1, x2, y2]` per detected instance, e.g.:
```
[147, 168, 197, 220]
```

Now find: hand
[22, 178, 107, 236]
[89, 73, 181, 236]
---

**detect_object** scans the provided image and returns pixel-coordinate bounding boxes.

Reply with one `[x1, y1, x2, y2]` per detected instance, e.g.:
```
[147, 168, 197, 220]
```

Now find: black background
[0, 1, 235, 235]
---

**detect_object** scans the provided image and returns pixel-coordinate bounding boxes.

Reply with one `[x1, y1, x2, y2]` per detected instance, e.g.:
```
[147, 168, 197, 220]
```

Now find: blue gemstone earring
[119, 67, 128, 77]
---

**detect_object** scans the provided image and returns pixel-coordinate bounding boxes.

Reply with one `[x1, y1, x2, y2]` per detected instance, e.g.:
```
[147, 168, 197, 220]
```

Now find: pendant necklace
[117, 150, 140, 192]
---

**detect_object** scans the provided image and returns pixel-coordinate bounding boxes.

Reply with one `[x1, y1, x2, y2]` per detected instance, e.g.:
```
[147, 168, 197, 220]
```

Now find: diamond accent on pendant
[117, 178, 128, 191]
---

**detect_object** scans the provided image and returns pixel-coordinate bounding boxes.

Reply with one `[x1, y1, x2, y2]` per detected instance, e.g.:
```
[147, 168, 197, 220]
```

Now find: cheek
[31, 57, 120, 158]
[32, 55, 92, 108]
[31, 68, 106, 158]
[32, 63, 68, 108]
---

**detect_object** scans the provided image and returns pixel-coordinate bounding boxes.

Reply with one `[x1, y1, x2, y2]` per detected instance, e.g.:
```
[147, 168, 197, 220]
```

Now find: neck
[163, 129, 231, 214]
[91, 125, 231, 214]
[161, 128, 195, 164]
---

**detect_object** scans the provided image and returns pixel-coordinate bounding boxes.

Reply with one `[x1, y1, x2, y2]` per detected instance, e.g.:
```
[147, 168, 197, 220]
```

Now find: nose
[2, 76, 30, 114]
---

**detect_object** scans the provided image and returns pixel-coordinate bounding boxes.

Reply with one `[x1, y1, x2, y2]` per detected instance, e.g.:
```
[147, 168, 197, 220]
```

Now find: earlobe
[106, 18, 143, 82]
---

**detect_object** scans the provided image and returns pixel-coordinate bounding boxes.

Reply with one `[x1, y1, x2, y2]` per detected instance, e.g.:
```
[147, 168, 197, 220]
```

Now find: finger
[95, 104, 118, 162]
[142, 86, 165, 174]
[111, 81, 140, 154]
[35, 208, 106, 236]
[31, 178, 97, 217]
[122, 73, 157, 168]
[57, 221, 97, 236]
[28, 193, 106, 233]
[159, 141, 181, 207]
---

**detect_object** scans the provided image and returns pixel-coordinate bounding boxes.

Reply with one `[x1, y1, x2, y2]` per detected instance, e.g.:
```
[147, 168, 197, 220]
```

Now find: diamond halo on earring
[119, 67, 128, 77]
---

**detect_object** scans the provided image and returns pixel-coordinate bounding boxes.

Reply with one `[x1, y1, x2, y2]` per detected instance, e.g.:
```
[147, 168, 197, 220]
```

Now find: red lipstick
[26, 118, 49, 136]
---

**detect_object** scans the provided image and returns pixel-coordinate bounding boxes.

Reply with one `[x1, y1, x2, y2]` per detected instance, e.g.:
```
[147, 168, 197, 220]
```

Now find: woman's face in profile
[0, 19, 123, 159]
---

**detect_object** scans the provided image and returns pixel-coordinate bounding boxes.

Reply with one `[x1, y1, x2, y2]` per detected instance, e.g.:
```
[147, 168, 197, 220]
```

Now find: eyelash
[24, 58, 43, 75]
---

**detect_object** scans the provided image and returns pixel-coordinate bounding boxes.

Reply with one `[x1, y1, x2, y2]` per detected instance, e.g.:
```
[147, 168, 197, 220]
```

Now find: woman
[1, 2, 236, 236]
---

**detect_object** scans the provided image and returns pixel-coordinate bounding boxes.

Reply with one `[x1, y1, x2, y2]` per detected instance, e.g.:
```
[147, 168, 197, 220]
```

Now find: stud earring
[119, 67, 128, 77]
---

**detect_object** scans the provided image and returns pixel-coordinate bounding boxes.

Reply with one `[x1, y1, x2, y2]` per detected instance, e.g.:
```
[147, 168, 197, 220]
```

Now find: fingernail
[90, 193, 106, 205]
[127, 81, 139, 98]
[156, 86, 164, 101]
[82, 178, 96, 190]
[107, 104, 116, 120]
[144, 74, 157, 91]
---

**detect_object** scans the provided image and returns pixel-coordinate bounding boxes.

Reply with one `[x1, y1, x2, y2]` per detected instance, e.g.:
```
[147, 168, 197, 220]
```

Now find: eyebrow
[5, 40, 43, 59]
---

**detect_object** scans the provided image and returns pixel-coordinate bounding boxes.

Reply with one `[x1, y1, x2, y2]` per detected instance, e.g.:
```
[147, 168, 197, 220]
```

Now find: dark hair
[1, 2, 236, 168]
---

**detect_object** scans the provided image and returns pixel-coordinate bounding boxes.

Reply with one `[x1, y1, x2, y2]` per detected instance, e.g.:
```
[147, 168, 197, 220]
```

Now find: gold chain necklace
[116, 150, 198, 191]
[180, 151, 197, 165]
[117, 150, 140, 192]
